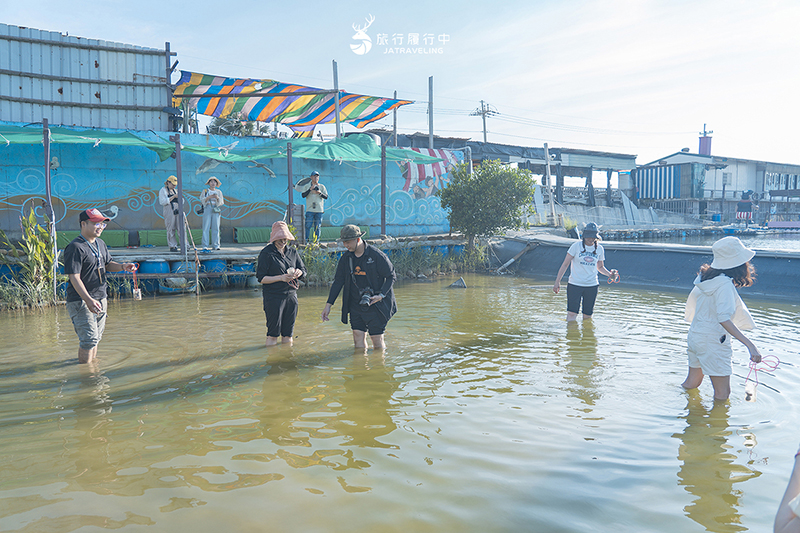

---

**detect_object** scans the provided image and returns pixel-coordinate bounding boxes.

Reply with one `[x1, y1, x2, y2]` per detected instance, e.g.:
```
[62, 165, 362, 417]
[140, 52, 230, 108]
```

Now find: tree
[206, 113, 269, 136]
[437, 159, 536, 248]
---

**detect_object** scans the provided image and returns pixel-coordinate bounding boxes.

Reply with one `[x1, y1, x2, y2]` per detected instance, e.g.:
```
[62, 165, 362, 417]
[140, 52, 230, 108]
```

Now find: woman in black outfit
[256, 221, 306, 346]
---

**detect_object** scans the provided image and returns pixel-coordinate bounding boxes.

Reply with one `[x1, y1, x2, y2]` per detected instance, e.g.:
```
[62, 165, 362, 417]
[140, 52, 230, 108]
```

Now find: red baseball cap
[80, 208, 110, 223]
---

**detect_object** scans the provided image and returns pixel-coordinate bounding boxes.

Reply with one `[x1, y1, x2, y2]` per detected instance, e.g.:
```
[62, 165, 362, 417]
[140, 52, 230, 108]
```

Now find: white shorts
[687, 330, 732, 376]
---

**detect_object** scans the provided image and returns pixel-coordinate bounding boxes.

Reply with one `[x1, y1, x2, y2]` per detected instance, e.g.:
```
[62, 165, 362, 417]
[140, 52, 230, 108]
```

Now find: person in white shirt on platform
[200, 176, 224, 252]
[299, 171, 328, 243]
[158, 175, 182, 252]
[553, 222, 619, 322]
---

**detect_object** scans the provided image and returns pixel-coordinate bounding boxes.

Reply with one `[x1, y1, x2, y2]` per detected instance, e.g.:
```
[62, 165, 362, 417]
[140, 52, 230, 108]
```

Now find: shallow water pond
[627, 231, 800, 252]
[1, 275, 798, 532]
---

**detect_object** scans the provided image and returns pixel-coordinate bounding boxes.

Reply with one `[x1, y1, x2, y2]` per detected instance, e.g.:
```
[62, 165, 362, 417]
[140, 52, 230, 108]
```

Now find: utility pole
[333, 60, 341, 139]
[392, 90, 398, 147]
[544, 143, 557, 225]
[428, 76, 434, 149]
[470, 100, 497, 143]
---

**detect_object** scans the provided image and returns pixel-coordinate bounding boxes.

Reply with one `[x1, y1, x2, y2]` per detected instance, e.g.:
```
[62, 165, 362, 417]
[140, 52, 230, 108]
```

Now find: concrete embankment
[491, 235, 800, 302]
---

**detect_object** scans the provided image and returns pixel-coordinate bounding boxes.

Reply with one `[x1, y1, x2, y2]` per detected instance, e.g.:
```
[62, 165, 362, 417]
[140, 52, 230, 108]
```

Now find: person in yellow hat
[200, 176, 224, 252]
[158, 175, 182, 252]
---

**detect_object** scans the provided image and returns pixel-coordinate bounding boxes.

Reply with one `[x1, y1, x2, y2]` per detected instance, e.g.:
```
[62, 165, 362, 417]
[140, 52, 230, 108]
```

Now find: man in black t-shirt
[321, 225, 397, 350]
[63, 208, 136, 364]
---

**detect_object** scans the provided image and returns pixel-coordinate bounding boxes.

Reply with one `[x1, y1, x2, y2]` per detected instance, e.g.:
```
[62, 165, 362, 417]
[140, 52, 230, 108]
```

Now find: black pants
[264, 292, 298, 338]
[348, 303, 388, 335]
[566, 283, 599, 316]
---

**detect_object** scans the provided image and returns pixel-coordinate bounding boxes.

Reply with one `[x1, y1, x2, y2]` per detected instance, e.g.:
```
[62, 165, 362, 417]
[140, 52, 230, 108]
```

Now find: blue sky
[4, 0, 799, 166]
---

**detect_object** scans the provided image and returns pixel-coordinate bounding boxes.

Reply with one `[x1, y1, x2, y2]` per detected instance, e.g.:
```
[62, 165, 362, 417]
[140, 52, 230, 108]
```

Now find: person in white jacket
[682, 236, 762, 400]
[200, 176, 224, 252]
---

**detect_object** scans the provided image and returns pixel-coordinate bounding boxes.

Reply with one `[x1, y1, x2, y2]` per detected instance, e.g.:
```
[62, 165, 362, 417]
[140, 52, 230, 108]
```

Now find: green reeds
[0, 210, 62, 309]
[301, 244, 340, 286]
[299, 241, 487, 285]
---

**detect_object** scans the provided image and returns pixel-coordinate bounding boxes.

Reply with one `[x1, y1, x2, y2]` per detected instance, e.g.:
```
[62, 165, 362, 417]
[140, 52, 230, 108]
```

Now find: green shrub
[0, 210, 61, 308]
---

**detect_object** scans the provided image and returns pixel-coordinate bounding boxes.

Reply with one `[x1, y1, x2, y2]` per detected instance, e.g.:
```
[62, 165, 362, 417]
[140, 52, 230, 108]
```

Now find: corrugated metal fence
[635, 162, 705, 200]
[0, 23, 169, 130]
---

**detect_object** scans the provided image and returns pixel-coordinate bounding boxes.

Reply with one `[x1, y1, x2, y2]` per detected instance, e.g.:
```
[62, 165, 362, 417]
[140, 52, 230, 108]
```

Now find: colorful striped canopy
[173, 71, 412, 137]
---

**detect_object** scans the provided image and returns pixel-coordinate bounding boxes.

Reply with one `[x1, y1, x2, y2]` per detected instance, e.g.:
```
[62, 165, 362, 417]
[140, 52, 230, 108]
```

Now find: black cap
[582, 222, 599, 238]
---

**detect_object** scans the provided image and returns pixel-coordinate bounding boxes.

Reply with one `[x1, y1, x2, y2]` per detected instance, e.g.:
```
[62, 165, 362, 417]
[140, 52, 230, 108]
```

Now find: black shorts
[263, 293, 298, 338]
[348, 304, 388, 336]
[566, 283, 599, 316]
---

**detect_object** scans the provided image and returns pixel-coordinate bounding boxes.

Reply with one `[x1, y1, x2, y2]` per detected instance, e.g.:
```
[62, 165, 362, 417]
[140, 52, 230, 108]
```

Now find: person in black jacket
[256, 221, 307, 346]
[321, 225, 397, 350]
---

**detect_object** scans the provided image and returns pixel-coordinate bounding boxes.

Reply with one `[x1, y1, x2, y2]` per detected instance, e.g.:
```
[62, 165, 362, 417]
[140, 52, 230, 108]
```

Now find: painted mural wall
[0, 126, 463, 241]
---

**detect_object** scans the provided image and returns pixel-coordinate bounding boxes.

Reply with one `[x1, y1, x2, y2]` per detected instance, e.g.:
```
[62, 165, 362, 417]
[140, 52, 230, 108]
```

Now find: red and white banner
[401, 148, 460, 198]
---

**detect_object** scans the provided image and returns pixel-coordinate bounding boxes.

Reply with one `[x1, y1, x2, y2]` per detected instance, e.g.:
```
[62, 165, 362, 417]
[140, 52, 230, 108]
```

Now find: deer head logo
[350, 14, 375, 55]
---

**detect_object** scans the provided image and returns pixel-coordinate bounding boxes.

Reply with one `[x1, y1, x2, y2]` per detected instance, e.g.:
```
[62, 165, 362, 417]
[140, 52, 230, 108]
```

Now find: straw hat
[206, 176, 221, 186]
[269, 221, 295, 243]
[711, 236, 755, 270]
[166, 175, 177, 185]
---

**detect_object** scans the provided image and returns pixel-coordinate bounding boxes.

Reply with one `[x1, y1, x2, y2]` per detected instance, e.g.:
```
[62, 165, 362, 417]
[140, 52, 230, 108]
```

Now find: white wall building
[646, 151, 800, 201]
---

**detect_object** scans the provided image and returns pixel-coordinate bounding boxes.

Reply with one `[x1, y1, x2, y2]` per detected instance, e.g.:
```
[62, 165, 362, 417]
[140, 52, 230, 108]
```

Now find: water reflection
[673, 392, 761, 532]
[337, 350, 397, 449]
[255, 347, 398, 479]
[67, 363, 116, 492]
[563, 321, 600, 407]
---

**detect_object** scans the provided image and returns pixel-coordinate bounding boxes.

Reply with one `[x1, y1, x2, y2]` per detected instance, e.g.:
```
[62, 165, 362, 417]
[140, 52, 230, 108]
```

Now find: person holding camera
[299, 170, 328, 243]
[200, 176, 224, 252]
[256, 221, 307, 347]
[321, 225, 396, 350]
[158, 175, 182, 252]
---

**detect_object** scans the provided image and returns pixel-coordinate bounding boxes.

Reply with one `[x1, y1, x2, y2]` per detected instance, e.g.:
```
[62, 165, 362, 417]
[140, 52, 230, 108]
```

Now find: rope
[182, 213, 201, 295]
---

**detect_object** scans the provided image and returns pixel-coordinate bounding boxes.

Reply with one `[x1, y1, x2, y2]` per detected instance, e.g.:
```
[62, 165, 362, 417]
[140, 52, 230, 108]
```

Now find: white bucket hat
[711, 236, 755, 270]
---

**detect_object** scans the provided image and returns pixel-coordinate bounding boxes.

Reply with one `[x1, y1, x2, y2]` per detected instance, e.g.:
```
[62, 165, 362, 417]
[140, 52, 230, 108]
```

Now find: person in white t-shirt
[552, 222, 618, 322]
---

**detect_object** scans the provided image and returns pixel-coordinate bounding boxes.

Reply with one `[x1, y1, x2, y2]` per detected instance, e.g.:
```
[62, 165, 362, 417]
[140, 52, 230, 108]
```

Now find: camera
[358, 287, 373, 308]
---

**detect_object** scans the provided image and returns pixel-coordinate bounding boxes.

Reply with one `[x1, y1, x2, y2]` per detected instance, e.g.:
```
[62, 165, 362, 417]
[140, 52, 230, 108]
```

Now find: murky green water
[1, 275, 798, 532]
